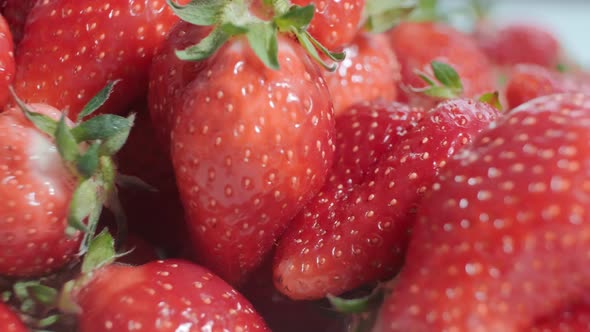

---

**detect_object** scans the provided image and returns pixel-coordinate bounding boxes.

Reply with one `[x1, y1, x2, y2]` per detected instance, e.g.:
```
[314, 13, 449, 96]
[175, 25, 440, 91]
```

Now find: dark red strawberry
[0, 13, 15, 108]
[505, 64, 590, 109]
[475, 23, 561, 68]
[0, 0, 35, 45]
[530, 298, 590, 332]
[171, 33, 335, 285]
[290, 0, 365, 50]
[374, 93, 590, 331]
[388, 21, 495, 107]
[273, 98, 499, 300]
[324, 31, 400, 116]
[148, 21, 212, 150]
[67, 259, 269, 332]
[0, 303, 26, 332]
[13, 0, 183, 119]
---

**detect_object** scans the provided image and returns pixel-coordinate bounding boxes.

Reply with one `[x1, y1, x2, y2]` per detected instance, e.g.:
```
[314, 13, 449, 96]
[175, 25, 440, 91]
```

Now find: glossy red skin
[13, 0, 181, 119]
[171, 35, 335, 286]
[0, 13, 14, 108]
[74, 260, 269, 332]
[115, 105, 188, 257]
[374, 93, 590, 332]
[291, 0, 365, 50]
[0, 105, 81, 277]
[274, 99, 499, 300]
[324, 32, 401, 116]
[389, 22, 495, 108]
[1, 0, 35, 44]
[148, 21, 212, 151]
[506, 64, 590, 109]
[476, 23, 561, 68]
[0, 303, 27, 332]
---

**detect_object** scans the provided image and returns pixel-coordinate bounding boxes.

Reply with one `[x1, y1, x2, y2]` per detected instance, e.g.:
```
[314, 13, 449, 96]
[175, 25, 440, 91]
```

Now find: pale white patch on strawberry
[27, 130, 71, 194]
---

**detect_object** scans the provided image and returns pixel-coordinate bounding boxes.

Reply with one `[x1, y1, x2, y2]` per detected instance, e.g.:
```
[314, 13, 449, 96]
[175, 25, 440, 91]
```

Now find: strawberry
[290, 0, 365, 50]
[0, 13, 15, 108]
[0, 84, 134, 277]
[475, 23, 561, 68]
[0, 303, 26, 332]
[66, 259, 269, 331]
[12, 0, 183, 119]
[530, 299, 590, 331]
[323, 31, 401, 116]
[374, 93, 590, 331]
[0, 0, 35, 45]
[388, 21, 495, 107]
[171, 33, 335, 285]
[505, 64, 590, 109]
[273, 97, 499, 300]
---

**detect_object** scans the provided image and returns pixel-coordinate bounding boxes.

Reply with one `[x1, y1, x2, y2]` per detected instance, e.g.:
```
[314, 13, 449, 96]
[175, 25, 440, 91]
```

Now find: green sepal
[55, 114, 80, 165]
[78, 203, 102, 255]
[364, 0, 417, 33]
[24, 284, 58, 306]
[71, 114, 133, 143]
[411, 61, 464, 99]
[166, 0, 224, 26]
[36, 315, 60, 329]
[76, 143, 101, 178]
[98, 114, 135, 156]
[294, 30, 338, 72]
[76, 80, 120, 122]
[81, 229, 117, 274]
[9, 86, 57, 138]
[66, 179, 99, 236]
[105, 190, 128, 250]
[175, 27, 230, 61]
[327, 289, 384, 314]
[407, 0, 439, 22]
[275, 4, 315, 31]
[246, 22, 279, 70]
[556, 63, 568, 73]
[479, 91, 503, 111]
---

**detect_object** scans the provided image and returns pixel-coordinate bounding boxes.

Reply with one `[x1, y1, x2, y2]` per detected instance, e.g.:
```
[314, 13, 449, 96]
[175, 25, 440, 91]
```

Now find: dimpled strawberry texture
[389, 22, 495, 107]
[291, 0, 365, 50]
[0, 105, 80, 277]
[13, 0, 183, 119]
[0, 303, 26, 332]
[74, 260, 269, 332]
[374, 93, 590, 332]
[0, 13, 14, 108]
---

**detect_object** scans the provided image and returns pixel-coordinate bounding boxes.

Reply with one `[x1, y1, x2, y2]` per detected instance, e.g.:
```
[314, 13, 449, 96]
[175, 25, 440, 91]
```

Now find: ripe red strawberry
[69, 259, 269, 332]
[505, 64, 590, 109]
[0, 303, 26, 332]
[290, 0, 365, 50]
[13, 0, 183, 119]
[530, 299, 590, 331]
[475, 23, 561, 68]
[0, 13, 15, 108]
[323, 32, 401, 116]
[148, 21, 212, 150]
[388, 21, 495, 107]
[273, 98, 499, 300]
[374, 93, 590, 331]
[0, 104, 81, 276]
[0, 0, 35, 45]
[171, 34, 335, 285]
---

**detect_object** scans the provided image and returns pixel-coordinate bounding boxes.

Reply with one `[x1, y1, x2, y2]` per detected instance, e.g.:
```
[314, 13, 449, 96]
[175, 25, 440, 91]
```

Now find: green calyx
[363, 0, 440, 33]
[167, 0, 344, 71]
[479, 91, 503, 111]
[9, 81, 133, 254]
[410, 60, 464, 99]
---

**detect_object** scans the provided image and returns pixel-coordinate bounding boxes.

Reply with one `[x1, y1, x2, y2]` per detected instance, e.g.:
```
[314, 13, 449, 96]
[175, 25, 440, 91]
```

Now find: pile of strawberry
[0, 0, 589, 331]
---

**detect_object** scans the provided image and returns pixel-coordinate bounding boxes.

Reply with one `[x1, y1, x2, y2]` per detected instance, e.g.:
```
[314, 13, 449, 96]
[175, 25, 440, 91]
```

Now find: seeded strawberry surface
[0, 302, 26, 332]
[374, 93, 590, 332]
[0, 13, 14, 108]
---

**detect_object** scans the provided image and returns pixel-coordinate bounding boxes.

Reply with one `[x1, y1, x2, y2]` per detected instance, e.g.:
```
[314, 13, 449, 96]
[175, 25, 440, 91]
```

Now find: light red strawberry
[0, 302, 26, 332]
[388, 21, 495, 107]
[374, 93, 590, 331]
[0, 104, 81, 276]
[273, 97, 499, 300]
[290, 0, 365, 51]
[0, 0, 35, 45]
[505, 64, 590, 109]
[0, 13, 15, 108]
[13, 0, 184, 119]
[475, 23, 561, 68]
[324, 31, 401, 116]
[171, 33, 335, 285]
[68, 259, 269, 332]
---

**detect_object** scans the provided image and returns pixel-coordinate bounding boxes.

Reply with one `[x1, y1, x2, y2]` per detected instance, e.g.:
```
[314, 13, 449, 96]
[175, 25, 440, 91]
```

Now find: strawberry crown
[9, 82, 133, 254]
